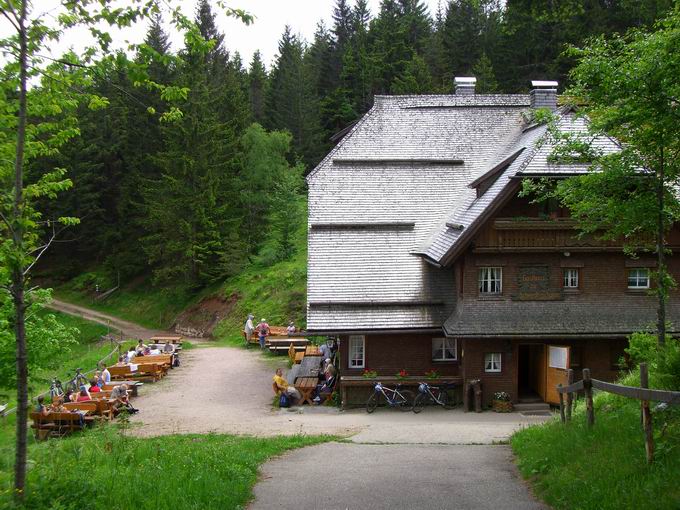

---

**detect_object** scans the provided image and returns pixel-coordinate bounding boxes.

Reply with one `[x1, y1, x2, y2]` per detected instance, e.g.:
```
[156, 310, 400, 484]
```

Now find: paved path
[251, 443, 546, 510]
[48, 299, 164, 340]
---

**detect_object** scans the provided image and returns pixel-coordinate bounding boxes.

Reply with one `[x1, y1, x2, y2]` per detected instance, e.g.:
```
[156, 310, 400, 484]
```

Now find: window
[348, 335, 365, 368]
[628, 268, 649, 289]
[432, 337, 457, 361]
[563, 268, 579, 289]
[548, 346, 569, 369]
[484, 353, 501, 372]
[479, 267, 502, 294]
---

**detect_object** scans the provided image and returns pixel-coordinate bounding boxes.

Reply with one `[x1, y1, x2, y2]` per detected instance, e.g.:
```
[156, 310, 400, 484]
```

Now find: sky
[0, 0, 445, 70]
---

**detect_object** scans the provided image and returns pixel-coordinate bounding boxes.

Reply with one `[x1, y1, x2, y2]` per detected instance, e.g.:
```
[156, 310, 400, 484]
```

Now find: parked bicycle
[64, 368, 89, 394]
[366, 382, 414, 413]
[49, 377, 64, 398]
[412, 382, 457, 413]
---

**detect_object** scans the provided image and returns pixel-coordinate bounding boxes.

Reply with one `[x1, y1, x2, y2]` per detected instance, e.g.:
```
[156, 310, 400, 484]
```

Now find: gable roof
[306, 94, 531, 332]
[416, 111, 622, 267]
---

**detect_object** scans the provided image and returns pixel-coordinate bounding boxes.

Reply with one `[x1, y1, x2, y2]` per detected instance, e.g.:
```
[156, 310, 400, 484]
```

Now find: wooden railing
[557, 364, 680, 464]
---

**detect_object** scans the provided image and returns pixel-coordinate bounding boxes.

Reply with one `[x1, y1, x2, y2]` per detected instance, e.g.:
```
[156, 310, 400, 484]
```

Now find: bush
[626, 332, 680, 389]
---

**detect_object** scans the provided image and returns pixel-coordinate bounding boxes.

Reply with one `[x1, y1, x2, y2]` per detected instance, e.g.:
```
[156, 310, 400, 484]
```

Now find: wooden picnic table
[296, 354, 323, 380]
[294, 377, 318, 406]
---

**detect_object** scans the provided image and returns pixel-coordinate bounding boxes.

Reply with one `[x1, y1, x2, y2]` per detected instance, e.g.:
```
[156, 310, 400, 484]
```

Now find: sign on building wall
[514, 265, 562, 301]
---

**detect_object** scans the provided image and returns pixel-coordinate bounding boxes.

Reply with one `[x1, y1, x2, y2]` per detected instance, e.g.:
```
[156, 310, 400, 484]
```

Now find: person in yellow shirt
[273, 368, 301, 403]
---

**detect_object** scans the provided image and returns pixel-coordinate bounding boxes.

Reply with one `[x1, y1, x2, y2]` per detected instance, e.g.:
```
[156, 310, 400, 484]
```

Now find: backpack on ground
[279, 393, 290, 408]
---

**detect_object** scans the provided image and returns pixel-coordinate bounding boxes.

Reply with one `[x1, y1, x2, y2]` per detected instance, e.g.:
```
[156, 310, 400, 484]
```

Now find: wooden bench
[136, 363, 164, 381]
[294, 352, 305, 364]
[102, 381, 141, 397]
[149, 335, 183, 345]
[108, 365, 158, 382]
[294, 377, 318, 406]
[135, 354, 172, 367]
[31, 411, 88, 438]
[30, 412, 55, 440]
[64, 400, 114, 421]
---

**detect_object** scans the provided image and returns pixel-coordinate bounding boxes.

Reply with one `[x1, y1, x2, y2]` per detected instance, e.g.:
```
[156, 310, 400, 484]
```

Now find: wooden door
[545, 345, 570, 405]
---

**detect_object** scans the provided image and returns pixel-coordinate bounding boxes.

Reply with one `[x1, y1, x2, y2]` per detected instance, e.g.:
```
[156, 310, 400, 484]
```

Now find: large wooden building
[306, 79, 680, 407]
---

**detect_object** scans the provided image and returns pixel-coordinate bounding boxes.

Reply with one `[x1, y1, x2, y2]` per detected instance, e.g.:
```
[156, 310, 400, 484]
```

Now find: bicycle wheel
[397, 390, 415, 411]
[412, 392, 430, 413]
[366, 392, 381, 413]
[442, 389, 457, 410]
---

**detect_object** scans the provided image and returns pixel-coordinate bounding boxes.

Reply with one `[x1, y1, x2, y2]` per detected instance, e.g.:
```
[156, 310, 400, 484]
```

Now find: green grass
[54, 276, 206, 329]
[0, 427, 332, 509]
[512, 374, 680, 510]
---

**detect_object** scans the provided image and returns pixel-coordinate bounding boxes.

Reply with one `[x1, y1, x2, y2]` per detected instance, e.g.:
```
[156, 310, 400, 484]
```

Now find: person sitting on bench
[313, 364, 337, 404]
[163, 341, 175, 354]
[111, 384, 138, 414]
[89, 378, 101, 393]
[286, 321, 296, 336]
[49, 396, 67, 412]
[135, 339, 148, 355]
[36, 396, 49, 417]
[76, 386, 92, 402]
[125, 347, 137, 363]
[273, 368, 301, 404]
[100, 365, 111, 384]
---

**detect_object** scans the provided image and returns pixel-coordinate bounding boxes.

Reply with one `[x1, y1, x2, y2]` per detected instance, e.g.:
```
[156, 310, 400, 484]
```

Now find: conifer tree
[248, 50, 268, 125]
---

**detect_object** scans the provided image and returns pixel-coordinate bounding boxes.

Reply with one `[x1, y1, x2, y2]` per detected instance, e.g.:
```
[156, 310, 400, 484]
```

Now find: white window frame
[479, 267, 502, 295]
[432, 337, 457, 361]
[628, 268, 650, 289]
[348, 335, 365, 369]
[484, 352, 502, 373]
[563, 268, 579, 289]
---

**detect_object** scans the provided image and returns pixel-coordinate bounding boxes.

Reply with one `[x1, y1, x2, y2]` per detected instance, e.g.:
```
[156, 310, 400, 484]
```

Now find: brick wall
[339, 333, 461, 377]
[462, 338, 627, 407]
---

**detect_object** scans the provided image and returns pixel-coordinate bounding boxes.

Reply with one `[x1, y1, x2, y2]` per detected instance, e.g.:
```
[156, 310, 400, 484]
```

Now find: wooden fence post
[583, 368, 594, 427]
[640, 363, 654, 464]
[566, 369, 574, 422]
[558, 384, 565, 423]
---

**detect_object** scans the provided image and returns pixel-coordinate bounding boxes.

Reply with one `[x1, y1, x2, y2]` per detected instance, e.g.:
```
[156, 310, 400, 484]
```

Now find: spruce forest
[37, 0, 672, 289]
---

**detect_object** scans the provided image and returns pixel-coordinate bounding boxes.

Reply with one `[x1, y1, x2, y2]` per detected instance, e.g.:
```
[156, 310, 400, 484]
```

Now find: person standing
[244, 314, 255, 344]
[256, 318, 270, 349]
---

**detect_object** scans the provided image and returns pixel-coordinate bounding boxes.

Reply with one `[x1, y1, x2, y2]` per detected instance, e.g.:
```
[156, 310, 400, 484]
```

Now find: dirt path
[48, 299, 165, 340]
[129, 345, 549, 443]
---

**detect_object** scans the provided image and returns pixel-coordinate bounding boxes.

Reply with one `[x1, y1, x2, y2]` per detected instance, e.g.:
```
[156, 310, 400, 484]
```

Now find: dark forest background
[37, 0, 674, 289]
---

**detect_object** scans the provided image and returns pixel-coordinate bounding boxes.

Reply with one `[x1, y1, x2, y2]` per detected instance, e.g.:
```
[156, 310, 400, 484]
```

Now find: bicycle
[366, 382, 414, 413]
[64, 368, 89, 394]
[412, 382, 457, 413]
[49, 377, 64, 398]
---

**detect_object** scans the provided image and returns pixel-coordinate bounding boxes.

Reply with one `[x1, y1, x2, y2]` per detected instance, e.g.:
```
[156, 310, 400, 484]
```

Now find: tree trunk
[656, 149, 666, 347]
[13, 1, 29, 500]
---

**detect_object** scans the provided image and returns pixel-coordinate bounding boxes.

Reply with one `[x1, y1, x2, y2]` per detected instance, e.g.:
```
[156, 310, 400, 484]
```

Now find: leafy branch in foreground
[522, 10, 680, 347]
[0, 0, 250, 500]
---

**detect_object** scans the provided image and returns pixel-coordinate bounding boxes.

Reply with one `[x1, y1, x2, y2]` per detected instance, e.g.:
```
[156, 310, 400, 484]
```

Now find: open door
[545, 345, 570, 405]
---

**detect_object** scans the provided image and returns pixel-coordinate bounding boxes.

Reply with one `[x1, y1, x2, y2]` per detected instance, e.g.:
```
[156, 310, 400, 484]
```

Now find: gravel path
[251, 443, 546, 510]
[47, 299, 164, 340]
[129, 345, 549, 442]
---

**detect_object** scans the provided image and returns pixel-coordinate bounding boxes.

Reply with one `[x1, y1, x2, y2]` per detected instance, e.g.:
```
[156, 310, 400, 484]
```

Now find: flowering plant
[362, 369, 378, 379]
[493, 391, 511, 402]
[424, 369, 440, 380]
[395, 369, 409, 379]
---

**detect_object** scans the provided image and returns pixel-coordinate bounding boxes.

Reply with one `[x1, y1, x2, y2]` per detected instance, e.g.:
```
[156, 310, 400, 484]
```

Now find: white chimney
[454, 76, 476, 95]
[530, 80, 558, 110]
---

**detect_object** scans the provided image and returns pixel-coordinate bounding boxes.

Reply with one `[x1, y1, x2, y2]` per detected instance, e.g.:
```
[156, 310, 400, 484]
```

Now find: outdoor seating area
[273, 340, 338, 407]
[30, 337, 183, 440]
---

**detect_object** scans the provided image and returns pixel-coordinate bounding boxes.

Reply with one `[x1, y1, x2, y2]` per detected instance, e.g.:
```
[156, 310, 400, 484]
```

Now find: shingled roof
[306, 94, 533, 332]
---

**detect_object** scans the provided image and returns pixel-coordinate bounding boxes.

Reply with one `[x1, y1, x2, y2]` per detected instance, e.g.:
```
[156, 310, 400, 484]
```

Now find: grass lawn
[512, 380, 680, 510]
[0, 427, 333, 509]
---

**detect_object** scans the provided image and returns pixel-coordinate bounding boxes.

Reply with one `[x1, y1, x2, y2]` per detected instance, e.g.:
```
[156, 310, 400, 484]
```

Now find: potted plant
[362, 369, 378, 379]
[492, 391, 513, 413]
[424, 369, 440, 380]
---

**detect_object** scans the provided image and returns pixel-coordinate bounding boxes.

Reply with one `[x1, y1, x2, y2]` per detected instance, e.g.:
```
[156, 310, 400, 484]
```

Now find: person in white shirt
[244, 314, 254, 343]
[100, 366, 111, 384]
